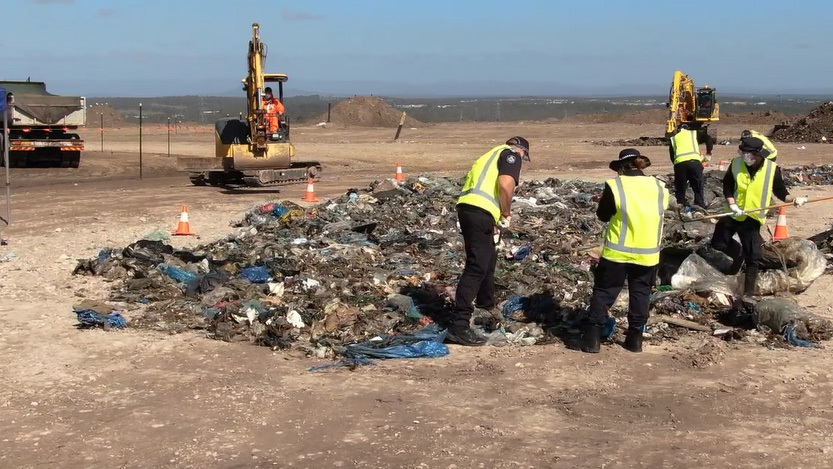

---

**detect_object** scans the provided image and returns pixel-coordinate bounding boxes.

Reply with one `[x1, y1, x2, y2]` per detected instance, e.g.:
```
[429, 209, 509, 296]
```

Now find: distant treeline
[90, 94, 822, 125]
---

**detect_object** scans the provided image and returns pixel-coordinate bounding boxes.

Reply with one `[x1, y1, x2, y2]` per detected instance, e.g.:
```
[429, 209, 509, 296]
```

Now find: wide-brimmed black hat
[506, 136, 530, 161]
[610, 148, 649, 170]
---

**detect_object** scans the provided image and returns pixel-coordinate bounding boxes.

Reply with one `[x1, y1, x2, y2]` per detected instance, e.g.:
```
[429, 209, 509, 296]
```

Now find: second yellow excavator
[665, 70, 719, 141]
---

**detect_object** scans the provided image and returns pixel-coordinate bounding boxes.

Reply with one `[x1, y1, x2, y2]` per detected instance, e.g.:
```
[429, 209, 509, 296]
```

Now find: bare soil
[2, 122, 833, 468]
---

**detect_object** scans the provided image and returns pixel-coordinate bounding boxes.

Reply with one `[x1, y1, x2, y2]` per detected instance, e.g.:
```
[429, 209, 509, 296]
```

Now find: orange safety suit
[263, 97, 285, 133]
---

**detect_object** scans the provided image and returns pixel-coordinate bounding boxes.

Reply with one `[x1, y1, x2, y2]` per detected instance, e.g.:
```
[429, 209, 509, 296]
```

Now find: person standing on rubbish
[710, 136, 806, 298]
[668, 124, 707, 212]
[741, 129, 778, 161]
[580, 149, 669, 354]
[447, 136, 530, 346]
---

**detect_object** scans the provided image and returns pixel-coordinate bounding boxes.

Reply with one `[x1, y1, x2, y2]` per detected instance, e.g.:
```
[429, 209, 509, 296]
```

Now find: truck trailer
[1, 80, 86, 168]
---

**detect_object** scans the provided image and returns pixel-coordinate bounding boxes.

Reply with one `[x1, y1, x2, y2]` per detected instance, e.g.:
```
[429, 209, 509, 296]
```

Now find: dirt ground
[2, 121, 833, 468]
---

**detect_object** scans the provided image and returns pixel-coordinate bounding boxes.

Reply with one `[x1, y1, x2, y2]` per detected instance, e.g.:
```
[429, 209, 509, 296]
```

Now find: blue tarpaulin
[0, 87, 6, 112]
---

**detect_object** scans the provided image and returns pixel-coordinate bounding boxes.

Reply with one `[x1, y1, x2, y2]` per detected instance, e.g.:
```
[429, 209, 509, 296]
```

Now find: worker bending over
[263, 87, 285, 135]
[711, 137, 806, 297]
[669, 124, 707, 212]
[741, 129, 778, 161]
[447, 137, 530, 346]
[581, 149, 669, 354]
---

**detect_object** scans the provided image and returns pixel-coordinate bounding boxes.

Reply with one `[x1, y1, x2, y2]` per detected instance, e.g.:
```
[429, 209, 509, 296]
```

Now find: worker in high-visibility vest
[711, 137, 806, 297]
[580, 148, 669, 354]
[447, 136, 530, 346]
[668, 124, 707, 211]
[263, 87, 285, 135]
[741, 129, 778, 161]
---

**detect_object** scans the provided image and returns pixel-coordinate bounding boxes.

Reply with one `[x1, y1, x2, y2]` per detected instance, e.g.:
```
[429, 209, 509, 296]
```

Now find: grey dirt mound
[771, 102, 833, 143]
[317, 96, 422, 128]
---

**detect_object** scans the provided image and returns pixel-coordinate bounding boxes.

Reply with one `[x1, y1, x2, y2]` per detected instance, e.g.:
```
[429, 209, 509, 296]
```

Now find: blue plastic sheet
[74, 308, 128, 329]
[240, 266, 271, 283]
[310, 324, 449, 371]
[273, 205, 289, 217]
[157, 263, 198, 283]
[784, 325, 819, 348]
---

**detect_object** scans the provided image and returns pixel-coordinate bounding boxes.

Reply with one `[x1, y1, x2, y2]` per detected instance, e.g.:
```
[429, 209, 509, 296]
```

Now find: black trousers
[586, 258, 657, 332]
[451, 204, 497, 332]
[710, 216, 763, 293]
[673, 160, 706, 208]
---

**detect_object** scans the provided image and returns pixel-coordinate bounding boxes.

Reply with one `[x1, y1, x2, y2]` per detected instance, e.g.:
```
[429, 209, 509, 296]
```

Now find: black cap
[610, 148, 647, 171]
[739, 136, 764, 153]
[506, 136, 530, 161]
[264, 86, 273, 94]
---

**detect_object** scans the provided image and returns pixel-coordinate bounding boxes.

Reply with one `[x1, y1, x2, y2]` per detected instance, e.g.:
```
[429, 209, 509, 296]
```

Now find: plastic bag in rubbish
[753, 297, 833, 346]
[74, 308, 128, 329]
[157, 263, 199, 284]
[310, 324, 449, 370]
[240, 266, 271, 284]
[756, 238, 827, 295]
[671, 254, 741, 295]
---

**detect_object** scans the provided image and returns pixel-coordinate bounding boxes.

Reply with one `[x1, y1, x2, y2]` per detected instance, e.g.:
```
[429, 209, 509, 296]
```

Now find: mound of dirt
[86, 105, 125, 129]
[770, 102, 833, 143]
[315, 96, 422, 128]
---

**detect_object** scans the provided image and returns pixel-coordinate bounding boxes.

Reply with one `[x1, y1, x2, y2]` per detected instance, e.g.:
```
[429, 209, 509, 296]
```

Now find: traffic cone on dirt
[773, 207, 789, 241]
[394, 163, 405, 182]
[172, 205, 196, 236]
[301, 178, 320, 203]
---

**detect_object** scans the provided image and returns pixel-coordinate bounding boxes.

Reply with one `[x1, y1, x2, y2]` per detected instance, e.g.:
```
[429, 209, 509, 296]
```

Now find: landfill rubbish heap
[770, 102, 833, 143]
[73, 174, 833, 359]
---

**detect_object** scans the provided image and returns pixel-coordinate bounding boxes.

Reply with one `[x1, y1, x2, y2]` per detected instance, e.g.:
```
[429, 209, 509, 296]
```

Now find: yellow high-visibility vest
[750, 130, 778, 160]
[731, 157, 777, 223]
[601, 175, 669, 266]
[671, 129, 702, 164]
[457, 145, 511, 222]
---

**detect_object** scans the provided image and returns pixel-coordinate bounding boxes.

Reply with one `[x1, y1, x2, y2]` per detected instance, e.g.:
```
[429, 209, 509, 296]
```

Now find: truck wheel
[61, 155, 73, 168]
[70, 152, 81, 168]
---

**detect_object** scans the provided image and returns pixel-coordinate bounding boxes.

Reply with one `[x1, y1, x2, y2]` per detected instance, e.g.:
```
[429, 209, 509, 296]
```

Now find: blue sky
[2, 0, 831, 96]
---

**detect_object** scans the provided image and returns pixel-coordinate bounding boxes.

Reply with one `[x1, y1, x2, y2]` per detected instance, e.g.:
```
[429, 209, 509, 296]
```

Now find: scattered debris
[72, 174, 832, 360]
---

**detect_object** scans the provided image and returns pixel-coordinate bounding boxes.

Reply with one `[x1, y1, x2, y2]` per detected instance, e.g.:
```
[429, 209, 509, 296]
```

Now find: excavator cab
[695, 88, 717, 120]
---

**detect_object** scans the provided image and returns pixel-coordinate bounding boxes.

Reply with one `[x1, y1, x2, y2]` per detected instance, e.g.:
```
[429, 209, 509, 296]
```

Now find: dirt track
[2, 122, 833, 468]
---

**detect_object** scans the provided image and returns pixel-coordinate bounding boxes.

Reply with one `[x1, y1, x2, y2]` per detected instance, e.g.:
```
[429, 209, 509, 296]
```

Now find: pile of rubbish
[72, 174, 833, 361]
[588, 136, 668, 147]
[771, 102, 833, 143]
[781, 165, 833, 187]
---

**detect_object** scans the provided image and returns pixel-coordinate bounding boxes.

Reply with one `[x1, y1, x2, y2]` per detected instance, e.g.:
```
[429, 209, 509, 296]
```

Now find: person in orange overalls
[263, 87, 285, 134]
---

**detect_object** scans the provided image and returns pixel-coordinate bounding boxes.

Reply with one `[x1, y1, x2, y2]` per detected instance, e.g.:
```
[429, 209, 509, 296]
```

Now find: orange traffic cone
[394, 163, 405, 182]
[172, 205, 196, 236]
[301, 178, 319, 202]
[773, 207, 789, 241]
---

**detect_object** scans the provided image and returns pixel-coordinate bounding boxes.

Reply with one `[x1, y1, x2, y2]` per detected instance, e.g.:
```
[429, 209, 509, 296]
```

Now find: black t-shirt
[496, 148, 523, 185]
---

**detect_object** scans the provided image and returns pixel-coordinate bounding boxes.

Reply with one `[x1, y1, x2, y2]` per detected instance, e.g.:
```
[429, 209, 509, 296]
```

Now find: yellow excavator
[665, 70, 719, 142]
[179, 23, 321, 187]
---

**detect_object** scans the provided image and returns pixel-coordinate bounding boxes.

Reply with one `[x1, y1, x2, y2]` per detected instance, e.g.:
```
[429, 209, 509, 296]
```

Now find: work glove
[729, 203, 744, 216]
[493, 226, 500, 244]
[498, 215, 511, 230]
[793, 196, 808, 207]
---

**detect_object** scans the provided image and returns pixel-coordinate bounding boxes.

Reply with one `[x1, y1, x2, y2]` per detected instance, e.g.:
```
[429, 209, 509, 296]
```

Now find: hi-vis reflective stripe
[733, 159, 775, 218]
[674, 131, 700, 159]
[59, 146, 84, 151]
[10, 146, 35, 151]
[459, 147, 502, 210]
[604, 177, 666, 255]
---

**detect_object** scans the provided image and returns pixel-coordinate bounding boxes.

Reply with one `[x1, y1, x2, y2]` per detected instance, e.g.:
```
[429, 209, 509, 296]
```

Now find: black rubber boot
[580, 324, 602, 353]
[743, 266, 758, 297]
[623, 329, 643, 353]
